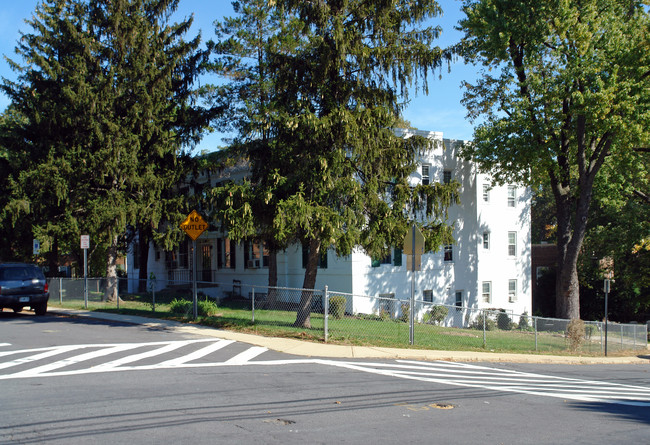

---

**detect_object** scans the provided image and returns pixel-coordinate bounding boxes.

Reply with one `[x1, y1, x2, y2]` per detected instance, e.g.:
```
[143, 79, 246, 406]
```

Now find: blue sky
[0, 0, 476, 152]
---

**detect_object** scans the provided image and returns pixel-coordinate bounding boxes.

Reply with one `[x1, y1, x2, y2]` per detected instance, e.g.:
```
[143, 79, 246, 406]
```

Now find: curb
[48, 307, 650, 365]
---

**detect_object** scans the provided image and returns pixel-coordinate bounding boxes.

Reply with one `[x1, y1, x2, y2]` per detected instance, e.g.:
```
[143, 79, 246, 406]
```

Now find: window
[371, 250, 392, 267]
[507, 185, 516, 207]
[217, 238, 236, 269]
[443, 170, 452, 185]
[303, 244, 328, 269]
[508, 232, 517, 256]
[482, 184, 490, 202]
[421, 165, 430, 185]
[444, 244, 453, 262]
[482, 282, 491, 303]
[483, 232, 490, 250]
[423, 289, 433, 303]
[455, 291, 463, 308]
[508, 279, 517, 303]
[393, 248, 402, 266]
[244, 241, 269, 269]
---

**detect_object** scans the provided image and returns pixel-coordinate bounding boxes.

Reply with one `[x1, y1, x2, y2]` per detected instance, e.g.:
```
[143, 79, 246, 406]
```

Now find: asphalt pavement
[47, 306, 650, 365]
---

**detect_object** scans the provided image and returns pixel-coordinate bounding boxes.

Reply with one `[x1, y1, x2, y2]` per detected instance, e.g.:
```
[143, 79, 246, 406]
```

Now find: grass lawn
[50, 294, 644, 357]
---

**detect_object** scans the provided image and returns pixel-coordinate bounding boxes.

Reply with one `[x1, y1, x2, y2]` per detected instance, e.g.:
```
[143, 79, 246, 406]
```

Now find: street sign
[80, 235, 90, 249]
[406, 255, 422, 271]
[180, 210, 208, 241]
[33, 239, 40, 255]
[403, 224, 425, 255]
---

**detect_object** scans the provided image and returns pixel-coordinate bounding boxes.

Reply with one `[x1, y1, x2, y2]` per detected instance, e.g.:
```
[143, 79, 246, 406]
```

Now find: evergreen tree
[248, 0, 458, 328]
[2, 0, 208, 293]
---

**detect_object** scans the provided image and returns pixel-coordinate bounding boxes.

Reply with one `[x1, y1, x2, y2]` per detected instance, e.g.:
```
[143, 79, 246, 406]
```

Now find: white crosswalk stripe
[0, 339, 266, 379]
[324, 359, 650, 406]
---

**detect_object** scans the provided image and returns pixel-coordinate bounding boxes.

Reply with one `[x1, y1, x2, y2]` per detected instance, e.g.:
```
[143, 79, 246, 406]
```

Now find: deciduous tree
[457, 0, 650, 319]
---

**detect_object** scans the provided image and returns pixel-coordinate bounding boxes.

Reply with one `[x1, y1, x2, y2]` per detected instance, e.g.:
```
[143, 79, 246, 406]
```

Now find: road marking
[323, 359, 650, 407]
[158, 339, 234, 366]
[0, 343, 10, 347]
[224, 346, 268, 365]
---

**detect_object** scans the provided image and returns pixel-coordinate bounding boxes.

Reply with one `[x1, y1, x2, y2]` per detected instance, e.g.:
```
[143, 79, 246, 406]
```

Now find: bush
[566, 318, 585, 351]
[426, 305, 449, 325]
[400, 303, 410, 323]
[330, 295, 346, 319]
[497, 310, 512, 330]
[471, 312, 496, 331]
[170, 297, 218, 317]
[170, 298, 192, 316]
[518, 311, 531, 330]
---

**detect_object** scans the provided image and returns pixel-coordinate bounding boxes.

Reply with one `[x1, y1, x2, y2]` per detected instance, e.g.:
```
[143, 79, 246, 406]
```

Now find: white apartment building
[127, 129, 532, 315]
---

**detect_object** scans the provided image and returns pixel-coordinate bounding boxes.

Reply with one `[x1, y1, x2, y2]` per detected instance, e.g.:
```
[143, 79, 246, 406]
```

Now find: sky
[0, 0, 477, 153]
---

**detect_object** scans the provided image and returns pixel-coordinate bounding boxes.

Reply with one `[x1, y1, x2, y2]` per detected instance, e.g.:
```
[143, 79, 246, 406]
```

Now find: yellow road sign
[180, 210, 208, 240]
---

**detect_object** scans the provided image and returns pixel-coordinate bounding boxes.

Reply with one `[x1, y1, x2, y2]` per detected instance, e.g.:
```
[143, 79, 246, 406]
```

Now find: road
[1, 311, 649, 444]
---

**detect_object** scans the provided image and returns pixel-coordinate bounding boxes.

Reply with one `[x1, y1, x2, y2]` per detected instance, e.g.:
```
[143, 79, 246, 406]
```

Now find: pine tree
[2, 0, 208, 292]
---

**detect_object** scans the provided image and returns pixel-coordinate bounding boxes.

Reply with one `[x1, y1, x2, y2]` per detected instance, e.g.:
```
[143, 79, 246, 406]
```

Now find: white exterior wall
[127, 129, 531, 316]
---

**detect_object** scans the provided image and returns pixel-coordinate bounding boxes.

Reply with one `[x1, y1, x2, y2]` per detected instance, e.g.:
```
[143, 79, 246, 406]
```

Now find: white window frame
[483, 232, 490, 250]
[443, 170, 452, 185]
[455, 290, 463, 308]
[482, 184, 490, 202]
[507, 185, 516, 207]
[423, 289, 433, 303]
[508, 232, 517, 257]
[443, 244, 453, 262]
[421, 164, 430, 185]
[482, 282, 491, 303]
[508, 279, 517, 303]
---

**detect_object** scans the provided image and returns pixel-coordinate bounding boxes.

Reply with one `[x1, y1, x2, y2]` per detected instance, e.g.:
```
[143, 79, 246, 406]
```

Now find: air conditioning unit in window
[247, 259, 260, 269]
[509, 295, 517, 303]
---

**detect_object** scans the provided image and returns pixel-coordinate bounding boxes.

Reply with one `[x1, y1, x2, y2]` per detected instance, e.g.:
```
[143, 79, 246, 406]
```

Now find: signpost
[81, 235, 90, 309]
[33, 239, 40, 256]
[404, 224, 425, 345]
[604, 277, 611, 356]
[180, 210, 208, 319]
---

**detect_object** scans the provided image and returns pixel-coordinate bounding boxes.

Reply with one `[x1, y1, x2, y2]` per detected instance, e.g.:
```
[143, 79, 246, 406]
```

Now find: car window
[0, 266, 43, 281]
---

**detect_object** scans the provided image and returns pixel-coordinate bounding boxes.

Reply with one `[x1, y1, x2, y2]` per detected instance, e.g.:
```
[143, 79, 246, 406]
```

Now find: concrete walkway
[48, 306, 650, 365]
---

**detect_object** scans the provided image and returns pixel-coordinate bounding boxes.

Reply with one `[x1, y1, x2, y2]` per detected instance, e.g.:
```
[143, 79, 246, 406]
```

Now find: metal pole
[252, 288, 255, 323]
[604, 278, 609, 357]
[84, 248, 88, 309]
[324, 286, 329, 343]
[59, 277, 63, 305]
[152, 287, 156, 312]
[534, 316, 538, 351]
[409, 224, 415, 345]
[192, 239, 198, 319]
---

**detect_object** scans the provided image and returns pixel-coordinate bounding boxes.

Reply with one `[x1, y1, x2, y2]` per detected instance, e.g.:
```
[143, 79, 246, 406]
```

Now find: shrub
[170, 298, 192, 316]
[427, 305, 449, 325]
[400, 303, 410, 323]
[471, 313, 496, 331]
[497, 310, 512, 330]
[170, 297, 218, 317]
[330, 295, 346, 319]
[566, 318, 585, 351]
[518, 311, 531, 330]
[198, 298, 219, 316]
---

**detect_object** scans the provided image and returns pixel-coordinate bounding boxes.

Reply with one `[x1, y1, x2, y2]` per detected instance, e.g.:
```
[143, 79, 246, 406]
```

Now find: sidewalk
[49, 306, 650, 365]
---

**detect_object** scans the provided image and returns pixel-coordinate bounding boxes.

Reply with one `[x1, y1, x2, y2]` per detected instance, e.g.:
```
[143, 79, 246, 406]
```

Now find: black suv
[0, 263, 49, 315]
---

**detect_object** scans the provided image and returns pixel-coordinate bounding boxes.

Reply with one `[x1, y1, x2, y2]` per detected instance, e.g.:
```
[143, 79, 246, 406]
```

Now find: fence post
[116, 277, 120, 310]
[633, 324, 636, 349]
[324, 286, 329, 343]
[252, 288, 255, 323]
[152, 287, 156, 312]
[600, 323, 603, 354]
[621, 325, 624, 350]
[534, 316, 538, 351]
[59, 278, 63, 305]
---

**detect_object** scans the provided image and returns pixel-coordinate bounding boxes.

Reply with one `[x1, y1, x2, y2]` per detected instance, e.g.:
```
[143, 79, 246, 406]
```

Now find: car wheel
[34, 303, 47, 316]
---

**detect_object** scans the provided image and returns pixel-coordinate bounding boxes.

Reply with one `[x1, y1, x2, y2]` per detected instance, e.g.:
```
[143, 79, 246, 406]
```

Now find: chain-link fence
[48, 277, 647, 355]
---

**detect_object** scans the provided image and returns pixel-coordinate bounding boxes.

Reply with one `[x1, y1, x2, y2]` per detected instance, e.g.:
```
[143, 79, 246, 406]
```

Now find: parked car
[0, 263, 49, 315]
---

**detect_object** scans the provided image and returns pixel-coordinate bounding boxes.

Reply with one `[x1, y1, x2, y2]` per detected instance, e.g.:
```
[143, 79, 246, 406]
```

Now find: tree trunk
[267, 250, 278, 308]
[48, 235, 59, 277]
[137, 223, 151, 293]
[293, 238, 320, 328]
[105, 236, 119, 302]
